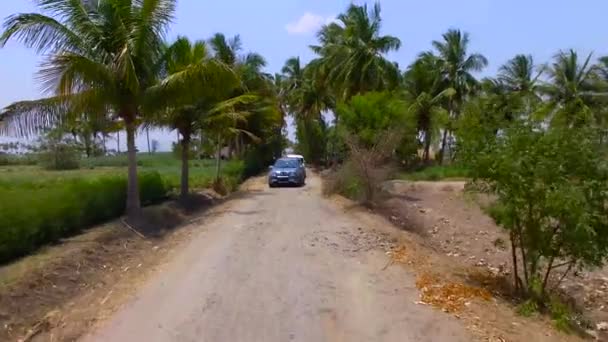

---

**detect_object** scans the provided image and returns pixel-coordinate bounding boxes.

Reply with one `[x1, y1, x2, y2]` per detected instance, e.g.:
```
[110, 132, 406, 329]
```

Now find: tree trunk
[146, 128, 151, 154]
[215, 135, 222, 182]
[234, 135, 241, 159]
[438, 129, 448, 165]
[180, 136, 190, 199]
[510, 231, 522, 293]
[125, 121, 141, 218]
[423, 130, 432, 164]
[117, 132, 120, 153]
[102, 134, 107, 155]
[84, 135, 92, 158]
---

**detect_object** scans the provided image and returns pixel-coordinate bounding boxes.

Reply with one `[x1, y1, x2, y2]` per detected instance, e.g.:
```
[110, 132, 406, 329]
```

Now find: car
[286, 154, 306, 178]
[268, 158, 306, 187]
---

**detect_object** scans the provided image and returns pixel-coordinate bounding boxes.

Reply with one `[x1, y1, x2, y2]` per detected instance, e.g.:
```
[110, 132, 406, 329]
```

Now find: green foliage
[338, 92, 409, 146]
[294, 116, 328, 165]
[400, 165, 470, 181]
[0, 172, 169, 263]
[463, 122, 608, 301]
[517, 300, 539, 317]
[36, 130, 81, 170]
[549, 297, 575, 332]
[0, 153, 37, 166]
[323, 160, 364, 200]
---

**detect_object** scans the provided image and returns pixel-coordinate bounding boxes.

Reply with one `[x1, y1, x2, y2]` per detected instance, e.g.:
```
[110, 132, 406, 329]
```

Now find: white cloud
[285, 12, 335, 35]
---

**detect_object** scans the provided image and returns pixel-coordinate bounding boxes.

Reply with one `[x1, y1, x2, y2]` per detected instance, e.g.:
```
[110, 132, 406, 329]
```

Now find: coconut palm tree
[540, 50, 597, 126]
[498, 55, 543, 96]
[429, 29, 488, 162]
[310, 2, 401, 101]
[145, 36, 241, 199]
[0, 0, 176, 218]
[403, 55, 453, 163]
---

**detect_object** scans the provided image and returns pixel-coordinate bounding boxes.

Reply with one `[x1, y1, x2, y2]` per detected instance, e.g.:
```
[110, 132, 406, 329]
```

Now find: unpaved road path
[83, 174, 471, 342]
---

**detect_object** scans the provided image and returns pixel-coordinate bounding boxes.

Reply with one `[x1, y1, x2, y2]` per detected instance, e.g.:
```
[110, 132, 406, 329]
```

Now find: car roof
[286, 154, 304, 159]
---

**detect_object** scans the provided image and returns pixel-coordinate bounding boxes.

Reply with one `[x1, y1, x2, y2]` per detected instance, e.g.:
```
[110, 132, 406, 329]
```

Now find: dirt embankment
[377, 179, 608, 340]
[0, 190, 225, 342]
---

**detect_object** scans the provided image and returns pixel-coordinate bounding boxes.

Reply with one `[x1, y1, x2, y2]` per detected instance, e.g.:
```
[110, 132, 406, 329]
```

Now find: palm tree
[145, 36, 239, 199]
[403, 55, 453, 163]
[280, 58, 334, 164]
[0, 0, 176, 218]
[498, 55, 543, 95]
[541, 50, 597, 126]
[495, 54, 544, 118]
[310, 2, 401, 102]
[430, 29, 488, 162]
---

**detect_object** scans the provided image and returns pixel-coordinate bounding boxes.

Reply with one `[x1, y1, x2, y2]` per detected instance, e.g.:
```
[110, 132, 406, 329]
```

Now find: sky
[1, 0, 607, 151]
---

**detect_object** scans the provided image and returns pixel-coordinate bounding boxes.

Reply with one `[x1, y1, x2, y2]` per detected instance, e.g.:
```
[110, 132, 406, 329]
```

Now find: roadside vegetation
[2, 0, 608, 336]
[0, 0, 284, 262]
[273, 1, 608, 332]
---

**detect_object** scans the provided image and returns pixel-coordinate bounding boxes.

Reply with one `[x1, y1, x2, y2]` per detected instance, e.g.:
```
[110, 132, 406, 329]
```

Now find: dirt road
[83, 174, 471, 342]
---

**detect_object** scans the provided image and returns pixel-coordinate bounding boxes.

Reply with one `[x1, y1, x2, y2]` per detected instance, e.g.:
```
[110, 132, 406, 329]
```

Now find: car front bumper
[269, 175, 301, 185]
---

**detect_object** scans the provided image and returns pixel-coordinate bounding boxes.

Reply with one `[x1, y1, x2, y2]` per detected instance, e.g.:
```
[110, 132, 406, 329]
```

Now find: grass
[0, 152, 243, 191]
[0, 152, 245, 263]
[398, 164, 470, 181]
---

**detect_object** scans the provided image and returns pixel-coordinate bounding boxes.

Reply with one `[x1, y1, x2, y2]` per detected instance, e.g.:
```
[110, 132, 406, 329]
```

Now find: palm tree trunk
[423, 130, 432, 164]
[215, 135, 222, 182]
[125, 121, 141, 218]
[438, 129, 448, 165]
[180, 136, 190, 199]
[102, 134, 107, 155]
[146, 128, 151, 154]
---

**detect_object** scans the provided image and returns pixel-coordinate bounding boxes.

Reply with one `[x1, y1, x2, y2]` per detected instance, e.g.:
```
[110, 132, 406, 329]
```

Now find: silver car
[268, 158, 306, 187]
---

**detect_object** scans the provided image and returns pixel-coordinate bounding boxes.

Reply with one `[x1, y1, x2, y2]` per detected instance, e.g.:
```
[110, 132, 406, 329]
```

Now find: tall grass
[0, 172, 169, 263]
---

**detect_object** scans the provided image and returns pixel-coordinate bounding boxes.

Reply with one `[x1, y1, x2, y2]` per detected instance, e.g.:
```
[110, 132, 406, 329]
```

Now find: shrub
[0, 153, 38, 166]
[463, 123, 608, 304]
[38, 143, 81, 170]
[0, 172, 169, 263]
[325, 130, 402, 206]
[36, 130, 81, 170]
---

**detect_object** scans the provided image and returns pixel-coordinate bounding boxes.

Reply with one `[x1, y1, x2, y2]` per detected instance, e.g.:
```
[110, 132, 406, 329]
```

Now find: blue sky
[1, 0, 607, 150]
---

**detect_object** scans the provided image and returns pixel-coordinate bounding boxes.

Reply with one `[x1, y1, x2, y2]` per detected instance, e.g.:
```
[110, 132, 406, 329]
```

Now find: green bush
[400, 165, 470, 181]
[38, 143, 81, 170]
[0, 172, 169, 263]
[0, 153, 38, 166]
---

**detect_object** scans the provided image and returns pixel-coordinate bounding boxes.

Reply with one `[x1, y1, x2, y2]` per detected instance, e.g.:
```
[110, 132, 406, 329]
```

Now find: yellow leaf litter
[386, 245, 492, 313]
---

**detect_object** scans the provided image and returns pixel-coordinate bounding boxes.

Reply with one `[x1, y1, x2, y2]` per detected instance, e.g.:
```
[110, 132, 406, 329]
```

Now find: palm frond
[1, 13, 85, 53]
[0, 96, 70, 136]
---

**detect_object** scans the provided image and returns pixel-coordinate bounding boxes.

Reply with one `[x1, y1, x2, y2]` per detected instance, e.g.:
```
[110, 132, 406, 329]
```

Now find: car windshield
[274, 159, 298, 168]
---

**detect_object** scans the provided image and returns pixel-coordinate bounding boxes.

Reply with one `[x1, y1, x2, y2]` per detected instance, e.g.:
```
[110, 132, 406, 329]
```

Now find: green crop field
[0, 153, 245, 263]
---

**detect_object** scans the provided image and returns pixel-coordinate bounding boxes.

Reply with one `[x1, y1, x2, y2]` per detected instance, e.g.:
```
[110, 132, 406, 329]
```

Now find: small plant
[517, 299, 539, 317]
[493, 237, 507, 250]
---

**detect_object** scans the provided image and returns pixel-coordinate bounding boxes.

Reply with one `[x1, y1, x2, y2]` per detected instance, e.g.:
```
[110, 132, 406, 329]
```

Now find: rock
[487, 266, 500, 276]
[596, 322, 608, 331]
[475, 259, 487, 267]
[585, 329, 599, 340]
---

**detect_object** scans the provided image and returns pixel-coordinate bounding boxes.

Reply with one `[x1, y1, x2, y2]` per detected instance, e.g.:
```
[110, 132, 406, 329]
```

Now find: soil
[0, 190, 220, 342]
[1, 175, 598, 342]
[379, 179, 608, 340]
[81, 175, 472, 342]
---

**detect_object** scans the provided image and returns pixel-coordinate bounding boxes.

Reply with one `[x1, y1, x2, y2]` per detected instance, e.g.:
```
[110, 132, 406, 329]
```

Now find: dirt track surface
[83, 174, 471, 342]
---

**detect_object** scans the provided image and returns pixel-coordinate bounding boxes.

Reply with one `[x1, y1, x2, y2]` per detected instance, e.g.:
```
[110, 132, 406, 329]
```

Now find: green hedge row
[0, 172, 168, 263]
